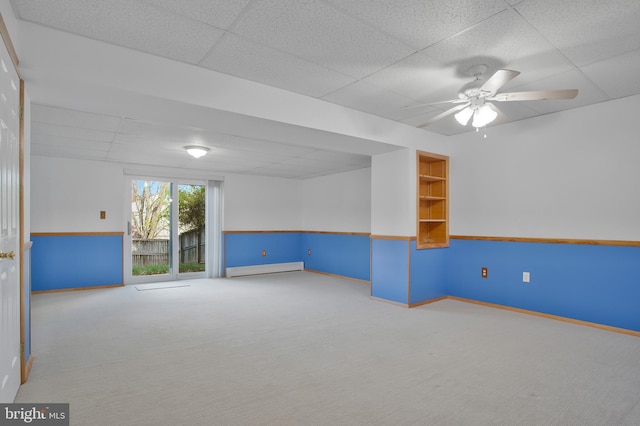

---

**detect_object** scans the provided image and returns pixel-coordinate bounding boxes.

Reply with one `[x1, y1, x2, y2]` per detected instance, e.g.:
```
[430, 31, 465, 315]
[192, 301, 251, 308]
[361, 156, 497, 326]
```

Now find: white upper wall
[30, 154, 374, 234]
[449, 93, 640, 241]
[30, 156, 124, 233]
[223, 173, 302, 231]
[300, 168, 371, 233]
[371, 148, 414, 236]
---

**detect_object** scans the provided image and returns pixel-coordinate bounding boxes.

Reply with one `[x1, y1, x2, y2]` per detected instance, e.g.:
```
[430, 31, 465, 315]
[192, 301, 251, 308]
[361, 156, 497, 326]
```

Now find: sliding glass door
[125, 177, 208, 283]
[177, 184, 206, 274]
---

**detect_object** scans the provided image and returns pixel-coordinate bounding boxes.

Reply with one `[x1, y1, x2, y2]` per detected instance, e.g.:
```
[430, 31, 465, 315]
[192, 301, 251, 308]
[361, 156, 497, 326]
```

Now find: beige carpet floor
[16, 272, 640, 425]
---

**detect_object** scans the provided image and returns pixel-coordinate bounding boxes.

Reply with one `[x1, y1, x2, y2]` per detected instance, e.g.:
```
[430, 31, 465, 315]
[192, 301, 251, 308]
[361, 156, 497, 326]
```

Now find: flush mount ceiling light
[184, 145, 210, 158]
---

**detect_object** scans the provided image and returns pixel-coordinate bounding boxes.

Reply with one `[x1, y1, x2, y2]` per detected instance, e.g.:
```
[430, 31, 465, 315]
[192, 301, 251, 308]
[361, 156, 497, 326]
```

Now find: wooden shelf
[419, 175, 446, 182]
[416, 151, 449, 249]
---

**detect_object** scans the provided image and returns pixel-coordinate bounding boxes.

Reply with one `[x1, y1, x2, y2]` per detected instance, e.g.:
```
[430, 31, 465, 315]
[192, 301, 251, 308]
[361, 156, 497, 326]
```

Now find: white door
[0, 40, 21, 403]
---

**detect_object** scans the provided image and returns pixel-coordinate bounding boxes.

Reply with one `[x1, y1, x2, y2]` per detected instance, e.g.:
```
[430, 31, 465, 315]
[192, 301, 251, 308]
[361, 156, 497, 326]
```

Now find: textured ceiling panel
[423, 9, 573, 87]
[32, 122, 116, 143]
[361, 52, 465, 103]
[117, 119, 210, 144]
[141, 0, 251, 29]
[201, 33, 356, 98]
[581, 49, 640, 99]
[322, 79, 422, 119]
[31, 145, 110, 161]
[515, 0, 640, 66]
[31, 104, 122, 132]
[31, 133, 112, 152]
[327, 0, 507, 50]
[506, 69, 610, 115]
[12, 0, 640, 176]
[12, 0, 224, 63]
[231, 0, 415, 79]
[300, 149, 371, 165]
[216, 137, 318, 157]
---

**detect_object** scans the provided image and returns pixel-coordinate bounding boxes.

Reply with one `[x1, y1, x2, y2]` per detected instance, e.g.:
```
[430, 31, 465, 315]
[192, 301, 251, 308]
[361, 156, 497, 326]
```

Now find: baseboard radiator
[226, 262, 304, 278]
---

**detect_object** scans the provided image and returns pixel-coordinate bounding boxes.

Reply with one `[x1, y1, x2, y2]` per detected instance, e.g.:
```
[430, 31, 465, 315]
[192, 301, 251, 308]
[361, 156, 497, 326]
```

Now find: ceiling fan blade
[416, 103, 469, 128]
[487, 102, 508, 121]
[402, 98, 468, 110]
[480, 69, 520, 95]
[490, 89, 579, 102]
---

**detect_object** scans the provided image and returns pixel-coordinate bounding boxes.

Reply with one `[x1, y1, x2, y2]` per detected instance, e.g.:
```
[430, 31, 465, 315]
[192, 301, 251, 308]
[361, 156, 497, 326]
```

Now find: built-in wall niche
[416, 151, 449, 249]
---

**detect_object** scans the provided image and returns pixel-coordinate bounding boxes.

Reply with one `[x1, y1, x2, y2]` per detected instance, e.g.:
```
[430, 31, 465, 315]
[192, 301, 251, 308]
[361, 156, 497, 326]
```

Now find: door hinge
[19, 106, 24, 120]
[21, 343, 24, 356]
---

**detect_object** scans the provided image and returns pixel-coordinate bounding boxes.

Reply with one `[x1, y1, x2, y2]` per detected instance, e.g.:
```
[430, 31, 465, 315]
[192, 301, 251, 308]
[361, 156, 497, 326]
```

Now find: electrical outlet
[523, 272, 530, 283]
[308, 249, 312, 255]
[262, 249, 266, 256]
[481, 267, 488, 278]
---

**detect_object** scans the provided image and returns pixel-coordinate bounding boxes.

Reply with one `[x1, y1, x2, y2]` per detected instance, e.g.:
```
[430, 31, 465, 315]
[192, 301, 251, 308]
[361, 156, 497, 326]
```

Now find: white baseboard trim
[226, 262, 304, 277]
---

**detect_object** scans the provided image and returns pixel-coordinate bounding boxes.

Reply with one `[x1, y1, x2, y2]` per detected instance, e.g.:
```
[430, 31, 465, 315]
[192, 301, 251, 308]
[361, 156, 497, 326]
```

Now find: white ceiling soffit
[9, 0, 640, 174]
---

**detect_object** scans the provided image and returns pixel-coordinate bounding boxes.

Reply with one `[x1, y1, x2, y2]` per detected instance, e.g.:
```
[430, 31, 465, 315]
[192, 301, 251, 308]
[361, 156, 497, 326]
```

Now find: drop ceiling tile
[581, 49, 640, 99]
[321, 80, 422, 119]
[422, 9, 574, 89]
[31, 134, 111, 152]
[31, 142, 109, 160]
[327, 0, 507, 50]
[506, 68, 610, 114]
[116, 119, 215, 148]
[278, 156, 340, 169]
[205, 150, 274, 168]
[362, 52, 467, 103]
[141, 0, 251, 29]
[515, 0, 640, 66]
[300, 150, 370, 165]
[32, 122, 116, 142]
[13, 0, 224, 63]
[240, 167, 300, 179]
[392, 104, 442, 125]
[112, 133, 186, 150]
[107, 142, 184, 163]
[231, 0, 415, 79]
[201, 33, 356, 97]
[32, 104, 122, 132]
[219, 136, 317, 157]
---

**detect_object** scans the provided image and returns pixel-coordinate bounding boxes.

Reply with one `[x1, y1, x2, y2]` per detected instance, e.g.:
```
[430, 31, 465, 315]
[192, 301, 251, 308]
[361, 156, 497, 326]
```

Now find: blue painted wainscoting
[371, 238, 409, 304]
[302, 232, 370, 281]
[370, 237, 448, 306]
[31, 233, 123, 292]
[224, 232, 303, 268]
[446, 238, 640, 332]
[224, 231, 371, 282]
[410, 240, 447, 305]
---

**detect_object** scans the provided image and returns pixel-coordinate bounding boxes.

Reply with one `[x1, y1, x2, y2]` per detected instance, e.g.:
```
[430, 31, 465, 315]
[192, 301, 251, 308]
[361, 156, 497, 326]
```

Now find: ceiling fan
[412, 65, 578, 129]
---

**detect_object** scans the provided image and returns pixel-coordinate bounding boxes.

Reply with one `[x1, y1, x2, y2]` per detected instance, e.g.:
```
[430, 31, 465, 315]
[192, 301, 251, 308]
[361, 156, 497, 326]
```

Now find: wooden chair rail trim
[446, 296, 640, 338]
[223, 230, 370, 236]
[451, 235, 640, 247]
[32, 283, 124, 295]
[31, 232, 124, 237]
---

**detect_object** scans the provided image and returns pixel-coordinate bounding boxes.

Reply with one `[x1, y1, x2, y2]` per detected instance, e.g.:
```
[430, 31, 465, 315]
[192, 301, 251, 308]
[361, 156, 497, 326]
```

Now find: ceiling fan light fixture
[185, 145, 210, 158]
[454, 107, 474, 126]
[472, 104, 497, 128]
